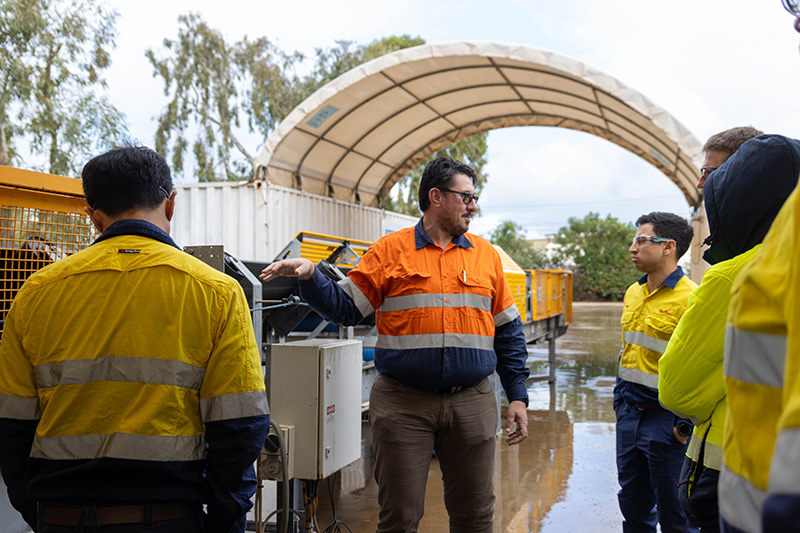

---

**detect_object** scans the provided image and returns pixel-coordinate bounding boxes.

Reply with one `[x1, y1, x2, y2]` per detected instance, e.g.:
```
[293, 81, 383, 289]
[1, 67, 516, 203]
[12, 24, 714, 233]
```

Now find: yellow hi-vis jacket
[0, 231, 268, 519]
[617, 269, 696, 400]
[659, 246, 759, 474]
[721, 217, 790, 532]
[723, 184, 800, 532]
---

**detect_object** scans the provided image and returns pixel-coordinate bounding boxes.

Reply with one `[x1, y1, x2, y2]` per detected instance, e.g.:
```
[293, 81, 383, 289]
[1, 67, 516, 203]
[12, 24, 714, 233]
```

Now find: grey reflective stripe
[31, 433, 206, 462]
[688, 435, 723, 470]
[719, 464, 764, 533]
[201, 390, 270, 423]
[623, 330, 669, 354]
[703, 440, 723, 470]
[658, 400, 702, 426]
[768, 429, 800, 493]
[35, 356, 206, 390]
[494, 302, 520, 327]
[380, 292, 492, 313]
[686, 433, 702, 461]
[724, 326, 786, 388]
[376, 332, 494, 351]
[617, 366, 659, 389]
[339, 278, 375, 317]
[0, 392, 41, 420]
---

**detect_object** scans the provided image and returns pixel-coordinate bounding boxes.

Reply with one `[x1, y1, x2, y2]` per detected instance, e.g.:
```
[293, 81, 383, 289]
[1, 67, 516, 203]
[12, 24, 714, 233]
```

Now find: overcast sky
[102, 0, 800, 239]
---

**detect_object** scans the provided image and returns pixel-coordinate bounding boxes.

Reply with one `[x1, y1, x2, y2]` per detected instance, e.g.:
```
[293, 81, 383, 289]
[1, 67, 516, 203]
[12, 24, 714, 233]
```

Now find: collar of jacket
[414, 217, 474, 250]
[91, 219, 180, 250]
[637, 266, 685, 290]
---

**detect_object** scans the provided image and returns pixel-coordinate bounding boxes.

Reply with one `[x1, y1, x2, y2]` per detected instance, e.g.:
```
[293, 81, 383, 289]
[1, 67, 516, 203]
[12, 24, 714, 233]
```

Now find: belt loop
[143, 502, 154, 528]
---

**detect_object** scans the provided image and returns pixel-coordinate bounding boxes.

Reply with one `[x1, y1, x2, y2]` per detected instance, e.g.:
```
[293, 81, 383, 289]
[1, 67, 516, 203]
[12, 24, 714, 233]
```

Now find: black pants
[36, 505, 206, 533]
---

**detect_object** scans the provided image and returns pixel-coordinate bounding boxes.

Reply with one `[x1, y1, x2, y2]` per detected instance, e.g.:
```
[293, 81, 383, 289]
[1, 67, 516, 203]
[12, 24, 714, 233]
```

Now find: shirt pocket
[645, 313, 678, 340]
[384, 270, 432, 318]
[456, 274, 493, 319]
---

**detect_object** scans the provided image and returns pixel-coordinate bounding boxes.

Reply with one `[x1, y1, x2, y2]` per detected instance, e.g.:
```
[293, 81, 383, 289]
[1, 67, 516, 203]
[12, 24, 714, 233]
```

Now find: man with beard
[260, 157, 530, 533]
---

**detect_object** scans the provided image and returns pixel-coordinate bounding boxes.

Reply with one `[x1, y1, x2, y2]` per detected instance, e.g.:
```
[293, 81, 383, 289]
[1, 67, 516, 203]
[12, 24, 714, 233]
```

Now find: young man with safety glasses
[614, 211, 697, 533]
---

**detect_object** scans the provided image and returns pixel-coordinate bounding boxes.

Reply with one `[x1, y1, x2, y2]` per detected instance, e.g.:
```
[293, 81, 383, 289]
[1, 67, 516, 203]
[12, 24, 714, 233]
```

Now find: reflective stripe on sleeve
[494, 302, 520, 328]
[380, 292, 492, 313]
[686, 433, 702, 462]
[339, 278, 375, 317]
[0, 392, 41, 420]
[724, 326, 786, 388]
[31, 432, 206, 462]
[200, 390, 270, 423]
[376, 332, 495, 351]
[702, 440, 723, 470]
[617, 366, 659, 389]
[34, 356, 206, 390]
[719, 464, 765, 533]
[623, 331, 669, 354]
[768, 429, 800, 493]
[658, 400, 703, 426]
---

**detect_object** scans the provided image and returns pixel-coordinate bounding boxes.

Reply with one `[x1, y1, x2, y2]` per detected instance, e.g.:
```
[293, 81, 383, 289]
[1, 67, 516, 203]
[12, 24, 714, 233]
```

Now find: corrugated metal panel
[172, 180, 268, 261]
[172, 180, 416, 262]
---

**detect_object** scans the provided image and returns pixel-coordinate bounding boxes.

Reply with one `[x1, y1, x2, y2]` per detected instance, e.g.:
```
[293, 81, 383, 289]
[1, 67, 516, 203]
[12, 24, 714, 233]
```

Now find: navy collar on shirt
[414, 217, 474, 250]
[92, 219, 180, 250]
[637, 266, 685, 290]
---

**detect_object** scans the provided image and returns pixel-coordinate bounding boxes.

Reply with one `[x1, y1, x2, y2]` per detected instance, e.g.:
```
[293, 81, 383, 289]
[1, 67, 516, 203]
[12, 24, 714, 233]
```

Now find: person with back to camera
[0, 144, 270, 532]
[260, 157, 530, 533]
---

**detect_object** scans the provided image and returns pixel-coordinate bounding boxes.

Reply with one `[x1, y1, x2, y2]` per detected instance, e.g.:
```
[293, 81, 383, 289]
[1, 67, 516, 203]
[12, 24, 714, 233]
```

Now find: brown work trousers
[369, 373, 497, 533]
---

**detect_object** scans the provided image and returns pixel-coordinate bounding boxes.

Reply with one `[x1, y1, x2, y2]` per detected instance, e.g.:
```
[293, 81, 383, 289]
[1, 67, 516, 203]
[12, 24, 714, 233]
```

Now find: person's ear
[663, 239, 677, 256]
[429, 188, 443, 208]
[164, 191, 177, 222]
[84, 206, 105, 233]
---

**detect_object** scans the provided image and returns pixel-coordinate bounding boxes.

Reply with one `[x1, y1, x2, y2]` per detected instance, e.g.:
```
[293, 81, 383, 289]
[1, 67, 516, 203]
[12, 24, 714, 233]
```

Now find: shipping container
[171, 180, 418, 262]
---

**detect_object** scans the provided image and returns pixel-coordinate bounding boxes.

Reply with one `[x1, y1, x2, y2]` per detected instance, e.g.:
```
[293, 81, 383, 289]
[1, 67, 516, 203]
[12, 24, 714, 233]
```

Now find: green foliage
[147, 13, 303, 182]
[381, 133, 490, 217]
[489, 220, 549, 269]
[553, 212, 637, 301]
[0, 0, 127, 175]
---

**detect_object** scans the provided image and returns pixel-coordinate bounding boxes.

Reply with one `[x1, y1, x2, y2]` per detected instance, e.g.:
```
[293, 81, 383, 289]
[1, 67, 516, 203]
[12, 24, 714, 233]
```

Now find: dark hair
[81, 145, 173, 217]
[703, 126, 764, 156]
[635, 212, 693, 259]
[418, 157, 477, 212]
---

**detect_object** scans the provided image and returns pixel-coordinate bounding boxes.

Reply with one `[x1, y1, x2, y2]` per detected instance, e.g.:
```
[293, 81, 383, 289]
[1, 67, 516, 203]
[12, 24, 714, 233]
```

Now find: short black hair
[635, 212, 693, 259]
[418, 157, 477, 212]
[81, 144, 173, 217]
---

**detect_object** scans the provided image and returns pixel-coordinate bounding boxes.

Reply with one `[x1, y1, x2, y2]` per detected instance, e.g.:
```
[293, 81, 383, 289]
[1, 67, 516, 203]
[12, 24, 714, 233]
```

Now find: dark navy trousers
[616, 403, 698, 533]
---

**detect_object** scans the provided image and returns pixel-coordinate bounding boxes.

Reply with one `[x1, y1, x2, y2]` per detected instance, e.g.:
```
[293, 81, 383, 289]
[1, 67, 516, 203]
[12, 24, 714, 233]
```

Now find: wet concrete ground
[314, 302, 625, 532]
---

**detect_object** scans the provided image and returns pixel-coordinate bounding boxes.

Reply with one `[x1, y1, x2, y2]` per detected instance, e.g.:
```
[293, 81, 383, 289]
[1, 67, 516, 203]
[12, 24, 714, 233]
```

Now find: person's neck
[422, 213, 455, 249]
[98, 210, 169, 235]
[646, 263, 678, 293]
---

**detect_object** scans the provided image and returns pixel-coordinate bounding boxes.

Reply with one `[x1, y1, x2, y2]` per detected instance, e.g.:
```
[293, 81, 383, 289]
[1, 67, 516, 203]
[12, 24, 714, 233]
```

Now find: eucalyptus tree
[0, 0, 126, 176]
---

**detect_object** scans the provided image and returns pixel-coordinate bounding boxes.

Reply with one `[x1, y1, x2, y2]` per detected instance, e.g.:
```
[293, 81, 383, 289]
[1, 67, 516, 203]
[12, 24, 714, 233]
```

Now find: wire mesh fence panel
[0, 205, 96, 328]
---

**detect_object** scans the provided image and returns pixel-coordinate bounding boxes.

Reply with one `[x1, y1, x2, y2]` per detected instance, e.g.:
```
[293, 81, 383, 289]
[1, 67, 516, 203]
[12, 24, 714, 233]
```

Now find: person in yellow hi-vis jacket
[614, 211, 697, 533]
[659, 133, 800, 533]
[0, 145, 270, 532]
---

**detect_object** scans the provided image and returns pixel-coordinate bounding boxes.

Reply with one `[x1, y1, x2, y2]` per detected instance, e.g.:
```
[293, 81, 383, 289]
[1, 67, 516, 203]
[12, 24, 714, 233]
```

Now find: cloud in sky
[100, 0, 800, 238]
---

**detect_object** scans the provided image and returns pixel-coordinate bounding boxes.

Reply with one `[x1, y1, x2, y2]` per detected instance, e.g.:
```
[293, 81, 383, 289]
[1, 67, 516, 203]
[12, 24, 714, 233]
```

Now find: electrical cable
[271, 419, 290, 533]
[321, 473, 353, 533]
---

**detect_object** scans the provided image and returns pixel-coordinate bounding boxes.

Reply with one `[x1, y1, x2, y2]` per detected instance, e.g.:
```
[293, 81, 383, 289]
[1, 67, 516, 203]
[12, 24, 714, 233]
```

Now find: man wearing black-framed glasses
[260, 157, 530, 533]
[697, 127, 763, 189]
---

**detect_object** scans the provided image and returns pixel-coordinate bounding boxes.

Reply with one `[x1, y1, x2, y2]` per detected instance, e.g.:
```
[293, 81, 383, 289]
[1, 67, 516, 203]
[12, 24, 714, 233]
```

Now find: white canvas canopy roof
[254, 41, 703, 209]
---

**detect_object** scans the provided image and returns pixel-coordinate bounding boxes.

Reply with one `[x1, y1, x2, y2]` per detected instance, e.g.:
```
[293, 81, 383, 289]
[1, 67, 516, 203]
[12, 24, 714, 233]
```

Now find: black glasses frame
[700, 166, 718, 179]
[438, 187, 479, 205]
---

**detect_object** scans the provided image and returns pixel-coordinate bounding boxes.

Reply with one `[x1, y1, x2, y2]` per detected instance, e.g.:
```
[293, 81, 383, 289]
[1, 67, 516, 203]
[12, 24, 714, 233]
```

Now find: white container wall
[172, 180, 418, 262]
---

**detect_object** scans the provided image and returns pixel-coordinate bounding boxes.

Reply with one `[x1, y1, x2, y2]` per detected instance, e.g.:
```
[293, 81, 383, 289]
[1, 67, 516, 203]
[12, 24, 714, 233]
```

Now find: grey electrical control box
[269, 339, 362, 479]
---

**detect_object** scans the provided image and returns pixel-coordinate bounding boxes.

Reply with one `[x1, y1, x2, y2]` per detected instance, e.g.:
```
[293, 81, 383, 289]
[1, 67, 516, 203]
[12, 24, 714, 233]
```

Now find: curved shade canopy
[255, 41, 703, 208]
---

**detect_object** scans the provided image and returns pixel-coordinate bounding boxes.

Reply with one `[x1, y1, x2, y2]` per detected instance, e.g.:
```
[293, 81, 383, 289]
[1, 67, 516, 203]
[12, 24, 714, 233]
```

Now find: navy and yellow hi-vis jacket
[299, 218, 530, 404]
[0, 220, 269, 532]
[614, 267, 696, 408]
